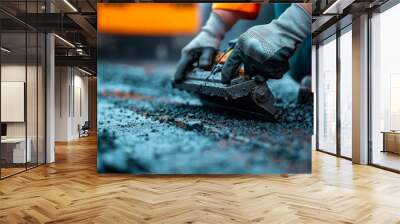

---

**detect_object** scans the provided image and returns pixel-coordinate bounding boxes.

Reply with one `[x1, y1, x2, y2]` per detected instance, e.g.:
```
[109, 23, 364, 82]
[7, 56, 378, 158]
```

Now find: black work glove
[221, 4, 311, 84]
[174, 47, 217, 83]
[174, 13, 228, 83]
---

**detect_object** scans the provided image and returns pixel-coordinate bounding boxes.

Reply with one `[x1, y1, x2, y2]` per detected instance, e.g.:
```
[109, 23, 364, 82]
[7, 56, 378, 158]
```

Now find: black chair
[79, 121, 90, 138]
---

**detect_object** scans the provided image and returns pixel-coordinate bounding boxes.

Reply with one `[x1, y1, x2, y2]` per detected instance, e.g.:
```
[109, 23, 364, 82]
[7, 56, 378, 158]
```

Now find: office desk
[382, 131, 400, 155]
[1, 138, 31, 163]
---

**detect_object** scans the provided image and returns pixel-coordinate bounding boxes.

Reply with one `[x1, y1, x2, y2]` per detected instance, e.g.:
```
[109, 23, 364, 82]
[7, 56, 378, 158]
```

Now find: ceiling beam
[67, 13, 97, 46]
[55, 55, 96, 72]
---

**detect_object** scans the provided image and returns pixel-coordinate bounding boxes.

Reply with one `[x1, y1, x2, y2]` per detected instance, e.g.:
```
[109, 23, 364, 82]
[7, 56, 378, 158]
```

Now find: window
[317, 36, 337, 154]
[339, 28, 352, 158]
[370, 3, 400, 171]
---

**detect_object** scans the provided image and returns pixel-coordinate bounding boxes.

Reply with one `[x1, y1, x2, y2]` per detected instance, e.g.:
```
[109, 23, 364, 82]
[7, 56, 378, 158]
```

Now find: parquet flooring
[1, 167, 26, 178]
[1, 135, 400, 223]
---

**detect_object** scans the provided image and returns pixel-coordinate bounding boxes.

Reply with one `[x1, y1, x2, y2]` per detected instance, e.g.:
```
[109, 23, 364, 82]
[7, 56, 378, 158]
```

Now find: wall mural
[97, 3, 313, 174]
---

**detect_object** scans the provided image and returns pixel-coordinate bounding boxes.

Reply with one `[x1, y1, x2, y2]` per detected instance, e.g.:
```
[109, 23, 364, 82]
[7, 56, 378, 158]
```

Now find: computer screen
[1, 123, 7, 137]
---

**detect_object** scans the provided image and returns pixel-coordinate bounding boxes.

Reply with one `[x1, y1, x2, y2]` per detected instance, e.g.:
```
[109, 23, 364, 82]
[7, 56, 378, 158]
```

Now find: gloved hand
[221, 4, 311, 84]
[174, 13, 228, 83]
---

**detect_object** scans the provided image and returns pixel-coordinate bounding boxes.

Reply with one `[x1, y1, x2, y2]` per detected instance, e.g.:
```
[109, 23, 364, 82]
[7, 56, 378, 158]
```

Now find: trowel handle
[218, 48, 245, 77]
[217, 48, 234, 64]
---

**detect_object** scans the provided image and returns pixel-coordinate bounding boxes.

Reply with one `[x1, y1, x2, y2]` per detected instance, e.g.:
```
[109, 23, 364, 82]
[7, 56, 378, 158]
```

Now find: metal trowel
[172, 47, 279, 121]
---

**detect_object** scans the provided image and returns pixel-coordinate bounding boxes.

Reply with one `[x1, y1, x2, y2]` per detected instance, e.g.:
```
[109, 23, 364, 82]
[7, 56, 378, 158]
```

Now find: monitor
[1, 123, 7, 137]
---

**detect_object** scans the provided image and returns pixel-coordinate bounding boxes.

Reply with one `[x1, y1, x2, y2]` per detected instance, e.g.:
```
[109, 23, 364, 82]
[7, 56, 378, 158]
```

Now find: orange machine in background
[212, 3, 260, 19]
[97, 3, 200, 36]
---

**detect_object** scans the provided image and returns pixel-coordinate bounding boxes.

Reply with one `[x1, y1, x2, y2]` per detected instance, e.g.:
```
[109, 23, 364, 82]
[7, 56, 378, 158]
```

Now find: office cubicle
[0, 1, 46, 179]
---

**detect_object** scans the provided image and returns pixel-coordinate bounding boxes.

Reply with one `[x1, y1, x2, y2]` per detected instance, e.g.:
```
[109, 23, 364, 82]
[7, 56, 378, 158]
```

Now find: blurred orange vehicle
[97, 3, 261, 36]
[212, 3, 260, 19]
[97, 3, 200, 36]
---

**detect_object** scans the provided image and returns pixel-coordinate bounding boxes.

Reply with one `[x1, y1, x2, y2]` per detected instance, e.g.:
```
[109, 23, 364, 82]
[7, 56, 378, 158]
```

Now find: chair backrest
[82, 121, 90, 129]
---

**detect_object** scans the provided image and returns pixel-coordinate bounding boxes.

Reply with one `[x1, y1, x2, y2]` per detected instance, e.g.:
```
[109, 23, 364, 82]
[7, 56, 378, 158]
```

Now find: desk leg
[382, 133, 386, 153]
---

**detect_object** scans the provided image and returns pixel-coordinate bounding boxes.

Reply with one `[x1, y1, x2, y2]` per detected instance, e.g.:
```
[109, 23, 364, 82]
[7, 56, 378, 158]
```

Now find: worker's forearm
[213, 4, 311, 35]
[298, 3, 312, 15]
[213, 9, 241, 31]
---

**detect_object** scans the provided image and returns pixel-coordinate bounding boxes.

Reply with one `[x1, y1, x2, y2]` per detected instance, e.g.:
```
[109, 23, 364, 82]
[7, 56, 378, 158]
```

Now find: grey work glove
[174, 13, 228, 83]
[221, 4, 311, 84]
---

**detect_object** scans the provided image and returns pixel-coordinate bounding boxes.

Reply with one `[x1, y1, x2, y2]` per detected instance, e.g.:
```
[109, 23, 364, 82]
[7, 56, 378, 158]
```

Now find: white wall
[1, 65, 26, 132]
[1, 82, 25, 122]
[54, 67, 89, 141]
[1, 65, 32, 138]
[1, 64, 26, 81]
[73, 73, 89, 137]
[55, 66, 70, 141]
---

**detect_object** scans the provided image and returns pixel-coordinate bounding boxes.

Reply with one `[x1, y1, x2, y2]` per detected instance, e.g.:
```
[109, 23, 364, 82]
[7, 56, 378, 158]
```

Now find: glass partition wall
[0, 30, 27, 177]
[316, 25, 353, 159]
[0, 1, 46, 179]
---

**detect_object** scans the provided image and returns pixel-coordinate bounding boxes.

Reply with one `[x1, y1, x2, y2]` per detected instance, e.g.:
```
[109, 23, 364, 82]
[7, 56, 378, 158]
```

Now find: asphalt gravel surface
[97, 62, 313, 174]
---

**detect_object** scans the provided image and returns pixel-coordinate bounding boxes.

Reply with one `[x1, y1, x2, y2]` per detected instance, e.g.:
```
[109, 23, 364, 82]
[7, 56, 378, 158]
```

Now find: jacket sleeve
[212, 3, 261, 20]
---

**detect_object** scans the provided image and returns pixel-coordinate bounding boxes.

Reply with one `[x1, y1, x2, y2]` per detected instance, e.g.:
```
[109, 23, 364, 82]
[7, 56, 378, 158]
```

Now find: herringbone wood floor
[1, 135, 400, 224]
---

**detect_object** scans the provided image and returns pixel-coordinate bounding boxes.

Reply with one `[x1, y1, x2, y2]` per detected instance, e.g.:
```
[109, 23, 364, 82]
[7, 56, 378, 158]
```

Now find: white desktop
[1, 124, 32, 164]
[1, 138, 32, 163]
[0, 82, 31, 164]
